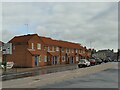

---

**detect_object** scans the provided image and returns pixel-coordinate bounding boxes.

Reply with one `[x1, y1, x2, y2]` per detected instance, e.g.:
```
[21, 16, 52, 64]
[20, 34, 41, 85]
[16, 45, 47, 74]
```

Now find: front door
[70, 57, 74, 64]
[34, 55, 39, 66]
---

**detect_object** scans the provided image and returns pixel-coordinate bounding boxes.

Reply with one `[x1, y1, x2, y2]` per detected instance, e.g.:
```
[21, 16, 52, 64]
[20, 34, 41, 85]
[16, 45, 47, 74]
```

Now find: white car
[78, 59, 90, 68]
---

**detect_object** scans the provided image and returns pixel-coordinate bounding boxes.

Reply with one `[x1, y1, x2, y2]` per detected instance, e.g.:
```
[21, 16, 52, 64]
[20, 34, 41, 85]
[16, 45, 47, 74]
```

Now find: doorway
[34, 55, 39, 66]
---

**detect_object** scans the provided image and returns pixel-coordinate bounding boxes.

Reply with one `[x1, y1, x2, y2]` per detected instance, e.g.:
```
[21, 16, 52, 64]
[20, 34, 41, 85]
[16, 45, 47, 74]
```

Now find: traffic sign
[2, 43, 12, 55]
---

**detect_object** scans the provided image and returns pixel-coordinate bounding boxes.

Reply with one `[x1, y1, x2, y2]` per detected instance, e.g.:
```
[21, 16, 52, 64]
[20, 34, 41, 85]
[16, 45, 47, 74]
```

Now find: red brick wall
[6, 44, 29, 67]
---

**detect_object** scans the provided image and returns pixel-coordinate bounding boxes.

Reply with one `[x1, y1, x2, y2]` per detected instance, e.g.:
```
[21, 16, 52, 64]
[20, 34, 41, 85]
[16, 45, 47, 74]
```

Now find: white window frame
[48, 46, 50, 52]
[39, 55, 41, 62]
[56, 47, 59, 51]
[76, 56, 79, 61]
[44, 56, 47, 62]
[69, 49, 70, 53]
[72, 49, 74, 53]
[76, 49, 78, 53]
[31, 43, 34, 49]
[52, 46, 54, 51]
[37, 43, 41, 50]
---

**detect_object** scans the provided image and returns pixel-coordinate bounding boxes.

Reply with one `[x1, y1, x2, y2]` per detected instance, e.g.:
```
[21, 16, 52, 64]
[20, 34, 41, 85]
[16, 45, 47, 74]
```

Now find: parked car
[95, 58, 102, 64]
[103, 59, 109, 63]
[89, 59, 96, 66]
[78, 59, 90, 68]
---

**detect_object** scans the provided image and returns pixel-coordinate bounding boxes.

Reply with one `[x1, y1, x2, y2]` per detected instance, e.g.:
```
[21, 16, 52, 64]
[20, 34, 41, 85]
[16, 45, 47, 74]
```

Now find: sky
[0, 2, 118, 51]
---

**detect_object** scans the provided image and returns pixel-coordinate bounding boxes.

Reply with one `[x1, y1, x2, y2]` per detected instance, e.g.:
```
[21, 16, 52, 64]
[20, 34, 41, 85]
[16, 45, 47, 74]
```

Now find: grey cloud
[2, 2, 118, 51]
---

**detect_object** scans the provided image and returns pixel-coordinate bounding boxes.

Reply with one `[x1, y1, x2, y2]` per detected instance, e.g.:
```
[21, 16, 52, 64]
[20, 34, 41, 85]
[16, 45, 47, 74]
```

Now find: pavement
[2, 62, 118, 88]
[2, 64, 77, 74]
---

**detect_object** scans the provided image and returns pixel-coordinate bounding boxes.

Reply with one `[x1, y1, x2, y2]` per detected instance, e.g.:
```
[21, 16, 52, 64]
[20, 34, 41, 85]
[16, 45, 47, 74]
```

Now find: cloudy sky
[0, 2, 118, 51]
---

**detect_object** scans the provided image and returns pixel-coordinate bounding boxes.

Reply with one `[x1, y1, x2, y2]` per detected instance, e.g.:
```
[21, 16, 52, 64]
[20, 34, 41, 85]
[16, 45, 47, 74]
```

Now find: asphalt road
[2, 62, 118, 88]
[40, 68, 118, 88]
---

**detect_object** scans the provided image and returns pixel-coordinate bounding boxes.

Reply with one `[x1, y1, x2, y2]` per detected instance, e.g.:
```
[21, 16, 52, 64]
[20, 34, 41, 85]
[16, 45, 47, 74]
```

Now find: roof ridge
[15, 34, 37, 37]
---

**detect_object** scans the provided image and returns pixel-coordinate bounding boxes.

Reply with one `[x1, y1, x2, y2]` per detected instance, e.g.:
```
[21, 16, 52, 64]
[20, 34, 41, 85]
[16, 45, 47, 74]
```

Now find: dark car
[89, 59, 96, 66]
[95, 58, 102, 64]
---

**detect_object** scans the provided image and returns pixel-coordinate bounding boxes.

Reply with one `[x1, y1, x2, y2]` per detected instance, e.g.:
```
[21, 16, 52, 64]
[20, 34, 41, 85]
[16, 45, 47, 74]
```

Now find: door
[52, 56, 55, 65]
[34, 55, 39, 66]
[55, 56, 58, 65]
[71, 57, 74, 64]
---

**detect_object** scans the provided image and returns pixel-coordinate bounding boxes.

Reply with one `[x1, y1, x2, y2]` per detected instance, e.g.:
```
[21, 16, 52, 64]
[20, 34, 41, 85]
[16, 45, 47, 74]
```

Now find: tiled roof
[47, 52, 60, 56]
[9, 34, 38, 43]
[9, 34, 84, 49]
[40, 36, 82, 49]
[28, 50, 40, 55]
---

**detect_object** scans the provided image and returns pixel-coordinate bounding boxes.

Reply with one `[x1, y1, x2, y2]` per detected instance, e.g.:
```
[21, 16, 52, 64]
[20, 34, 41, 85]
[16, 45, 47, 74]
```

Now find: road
[41, 68, 118, 88]
[2, 62, 118, 88]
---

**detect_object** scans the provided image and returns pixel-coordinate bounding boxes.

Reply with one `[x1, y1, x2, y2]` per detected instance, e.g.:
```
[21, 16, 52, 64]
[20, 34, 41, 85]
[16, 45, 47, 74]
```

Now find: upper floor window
[61, 48, 64, 52]
[72, 49, 74, 53]
[52, 46, 54, 51]
[31, 43, 34, 49]
[76, 49, 78, 53]
[44, 46, 46, 51]
[56, 47, 59, 51]
[48, 46, 50, 52]
[37, 43, 41, 50]
[79, 49, 81, 53]
[69, 49, 70, 53]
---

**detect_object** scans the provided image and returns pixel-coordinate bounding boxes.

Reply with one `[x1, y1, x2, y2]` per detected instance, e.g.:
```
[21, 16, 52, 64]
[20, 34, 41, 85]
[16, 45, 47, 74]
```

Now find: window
[48, 56, 50, 61]
[56, 47, 59, 51]
[62, 56, 65, 62]
[66, 48, 70, 53]
[31, 43, 34, 49]
[72, 49, 74, 53]
[76, 49, 78, 53]
[44, 46, 46, 51]
[80, 49, 82, 54]
[61, 48, 64, 52]
[48, 46, 50, 51]
[37, 43, 41, 50]
[69, 49, 70, 53]
[38, 55, 41, 62]
[52, 46, 54, 51]
[44, 56, 47, 62]
[76, 56, 79, 61]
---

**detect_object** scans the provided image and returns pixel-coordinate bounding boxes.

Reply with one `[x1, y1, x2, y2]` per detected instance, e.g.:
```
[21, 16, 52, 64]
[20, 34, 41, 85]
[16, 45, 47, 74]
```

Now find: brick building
[5, 34, 91, 67]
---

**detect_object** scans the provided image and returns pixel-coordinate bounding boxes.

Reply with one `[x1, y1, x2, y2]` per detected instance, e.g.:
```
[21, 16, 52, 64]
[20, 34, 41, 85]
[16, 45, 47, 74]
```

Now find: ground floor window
[76, 56, 79, 62]
[70, 56, 74, 64]
[62, 56, 65, 62]
[52, 56, 58, 65]
[44, 56, 47, 62]
[38, 55, 41, 62]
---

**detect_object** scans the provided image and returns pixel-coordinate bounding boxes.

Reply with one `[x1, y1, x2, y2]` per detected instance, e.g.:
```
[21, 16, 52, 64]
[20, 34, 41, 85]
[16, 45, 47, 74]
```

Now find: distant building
[92, 49, 114, 60]
[4, 34, 91, 68]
